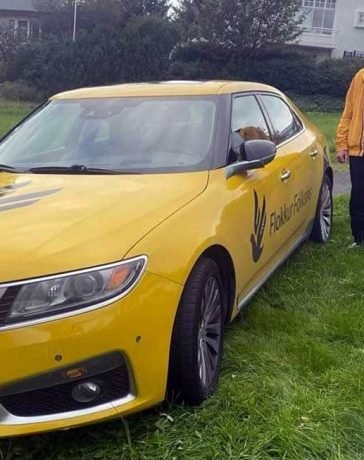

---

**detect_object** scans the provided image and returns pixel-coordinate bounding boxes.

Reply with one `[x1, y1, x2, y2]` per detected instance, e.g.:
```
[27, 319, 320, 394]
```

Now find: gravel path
[334, 171, 350, 196]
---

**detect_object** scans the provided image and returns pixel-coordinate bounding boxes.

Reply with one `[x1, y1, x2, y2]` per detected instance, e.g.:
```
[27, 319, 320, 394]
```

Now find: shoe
[348, 242, 360, 248]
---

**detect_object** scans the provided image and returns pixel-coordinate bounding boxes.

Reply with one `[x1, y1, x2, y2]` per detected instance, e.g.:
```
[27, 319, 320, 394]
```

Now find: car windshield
[0, 96, 218, 174]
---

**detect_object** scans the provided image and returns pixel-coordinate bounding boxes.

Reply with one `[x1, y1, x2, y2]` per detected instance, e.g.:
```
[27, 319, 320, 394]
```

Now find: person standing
[336, 68, 364, 246]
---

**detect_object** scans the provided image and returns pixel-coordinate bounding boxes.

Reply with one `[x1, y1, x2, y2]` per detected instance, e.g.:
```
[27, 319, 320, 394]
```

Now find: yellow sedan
[0, 81, 333, 437]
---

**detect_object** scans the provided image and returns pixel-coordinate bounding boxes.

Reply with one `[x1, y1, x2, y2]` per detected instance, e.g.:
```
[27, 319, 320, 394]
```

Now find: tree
[118, 0, 170, 18]
[77, 0, 171, 33]
[9, 13, 178, 95]
[35, 0, 171, 37]
[175, 0, 305, 54]
[121, 15, 179, 81]
[34, 0, 75, 37]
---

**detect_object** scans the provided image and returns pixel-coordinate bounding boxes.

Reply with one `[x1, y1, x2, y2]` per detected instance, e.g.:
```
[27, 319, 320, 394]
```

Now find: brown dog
[239, 126, 269, 141]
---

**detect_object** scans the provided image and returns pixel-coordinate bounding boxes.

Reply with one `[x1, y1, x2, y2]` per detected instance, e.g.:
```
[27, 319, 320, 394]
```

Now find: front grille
[0, 364, 130, 417]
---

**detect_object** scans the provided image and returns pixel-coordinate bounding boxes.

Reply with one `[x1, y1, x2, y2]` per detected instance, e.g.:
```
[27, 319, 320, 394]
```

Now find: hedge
[169, 44, 364, 98]
[2, 37, 363, 101]
[6, 16, 178, 98]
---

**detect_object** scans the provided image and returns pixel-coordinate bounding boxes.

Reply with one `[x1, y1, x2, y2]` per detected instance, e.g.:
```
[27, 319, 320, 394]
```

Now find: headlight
[0, 256, 147, 327]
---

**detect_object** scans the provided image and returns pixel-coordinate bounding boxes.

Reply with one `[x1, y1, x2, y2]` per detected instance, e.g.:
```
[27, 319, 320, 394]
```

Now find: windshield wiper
[28, 165, 141, 175]
[0, 164, 27, 174]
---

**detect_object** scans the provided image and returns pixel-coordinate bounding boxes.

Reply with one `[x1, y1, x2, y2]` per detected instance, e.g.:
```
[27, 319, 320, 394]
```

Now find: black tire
[311, 175, 333, 243]
[168, 257, 224, 405]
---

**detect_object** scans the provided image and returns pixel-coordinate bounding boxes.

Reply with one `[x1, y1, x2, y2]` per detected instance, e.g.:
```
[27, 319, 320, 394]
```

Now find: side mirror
[226, 139, 277, 179]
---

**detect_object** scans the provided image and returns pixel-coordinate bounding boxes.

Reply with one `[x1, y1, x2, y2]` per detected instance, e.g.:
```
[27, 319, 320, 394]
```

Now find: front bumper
[0, 271, 182, 437]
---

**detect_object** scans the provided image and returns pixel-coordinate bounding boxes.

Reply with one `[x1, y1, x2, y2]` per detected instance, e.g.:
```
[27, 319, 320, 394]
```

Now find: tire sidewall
[312, 175, 333, 243]
[196, 263, 224, 397]
[169, 258, 224, 404]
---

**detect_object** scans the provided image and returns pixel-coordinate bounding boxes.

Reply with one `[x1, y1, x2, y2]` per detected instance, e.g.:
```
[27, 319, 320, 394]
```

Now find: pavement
[333, 171, 350, 196]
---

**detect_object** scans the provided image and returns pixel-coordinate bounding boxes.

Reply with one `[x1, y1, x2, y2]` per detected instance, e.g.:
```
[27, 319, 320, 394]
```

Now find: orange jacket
[336, 68, 364, 156]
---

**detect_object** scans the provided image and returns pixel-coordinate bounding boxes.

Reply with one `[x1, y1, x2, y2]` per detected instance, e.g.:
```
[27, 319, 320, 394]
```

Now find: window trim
[355, 10, 364, 28]
[256, 92, 306, 148]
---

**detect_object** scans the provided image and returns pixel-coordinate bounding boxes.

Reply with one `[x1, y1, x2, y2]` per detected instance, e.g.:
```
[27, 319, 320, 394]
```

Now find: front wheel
[168, 257, 224, 405]
[311, 175, 333, 243]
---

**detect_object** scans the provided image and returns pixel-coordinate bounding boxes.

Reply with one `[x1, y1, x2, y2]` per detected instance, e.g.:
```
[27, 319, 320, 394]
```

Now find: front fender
[124, 174, 236, 288]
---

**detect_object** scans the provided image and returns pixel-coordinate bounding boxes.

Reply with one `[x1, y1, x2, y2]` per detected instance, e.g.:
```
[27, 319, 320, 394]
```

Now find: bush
[287, 93, 344, 112]
[8, 17, 178, 97]
[0, 61, 7, 82]
[120, 15, 179, 82]
[8, 31, 126, 96]
[314, 58, 364, 97]
[170, 43, 364, 98]
[3, 30, 363, 102]
[0, 81, 43, 102]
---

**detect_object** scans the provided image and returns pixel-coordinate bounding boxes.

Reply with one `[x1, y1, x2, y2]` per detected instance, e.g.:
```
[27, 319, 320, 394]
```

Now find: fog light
[72, 382, 101, 403]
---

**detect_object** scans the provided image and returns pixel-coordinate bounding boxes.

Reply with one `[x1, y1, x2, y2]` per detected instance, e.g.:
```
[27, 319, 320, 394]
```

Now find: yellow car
[0, 81, 332, 437]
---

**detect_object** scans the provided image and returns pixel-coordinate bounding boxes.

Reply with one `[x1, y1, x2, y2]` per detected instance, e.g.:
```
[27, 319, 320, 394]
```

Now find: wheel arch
[198, 245, 236, 325]
[325, 165, 334, 189]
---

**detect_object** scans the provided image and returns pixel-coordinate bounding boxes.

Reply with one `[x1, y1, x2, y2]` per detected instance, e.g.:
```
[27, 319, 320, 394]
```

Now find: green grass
[0, 101, 361, 459]
[1, 196, 362, 460]
[0, 99, 35, 138]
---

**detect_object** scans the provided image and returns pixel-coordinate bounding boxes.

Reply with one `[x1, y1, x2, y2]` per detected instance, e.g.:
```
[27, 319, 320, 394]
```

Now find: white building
[0, 0, 42, 40]
[295, 0, 364, 59]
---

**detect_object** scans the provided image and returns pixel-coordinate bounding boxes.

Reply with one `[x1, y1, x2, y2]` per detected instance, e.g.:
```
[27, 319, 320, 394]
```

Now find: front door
[226, 93, 298, 303]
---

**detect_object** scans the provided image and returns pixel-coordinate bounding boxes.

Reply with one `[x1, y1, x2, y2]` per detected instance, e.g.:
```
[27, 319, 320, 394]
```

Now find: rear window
[260, 95, 303, 145]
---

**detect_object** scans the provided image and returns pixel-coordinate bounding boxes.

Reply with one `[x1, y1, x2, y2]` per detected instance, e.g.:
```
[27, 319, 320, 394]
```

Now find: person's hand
[337, 150, 349, 163]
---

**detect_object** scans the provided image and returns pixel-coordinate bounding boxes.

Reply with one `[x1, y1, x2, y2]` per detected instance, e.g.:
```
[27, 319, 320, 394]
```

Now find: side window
[231, 95, 271, 142]
[260, 95, 302, 145]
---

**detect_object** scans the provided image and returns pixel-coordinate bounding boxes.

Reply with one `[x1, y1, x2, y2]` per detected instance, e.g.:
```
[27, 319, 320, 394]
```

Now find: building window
[301, 0, 336, 34]
[8, 19, 15, 34]
[355, 10, 364, 28]
[302, 0, 336, 7]
[17, 20, 29, 40]
[31, 21, 41, 38]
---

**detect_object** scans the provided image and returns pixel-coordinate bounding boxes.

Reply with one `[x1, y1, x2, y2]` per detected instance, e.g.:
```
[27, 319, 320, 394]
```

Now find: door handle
[310, 149, 319, 158]
[280, 170, 291, 182]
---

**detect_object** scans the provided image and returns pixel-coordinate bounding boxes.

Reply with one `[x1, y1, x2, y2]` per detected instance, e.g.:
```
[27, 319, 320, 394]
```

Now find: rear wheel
[168, 257, 224, 405]
[311, 175, 333, 243]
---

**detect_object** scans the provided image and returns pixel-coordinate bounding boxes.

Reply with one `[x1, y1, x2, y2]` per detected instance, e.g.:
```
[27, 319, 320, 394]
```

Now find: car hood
[0, 171, 208, 283]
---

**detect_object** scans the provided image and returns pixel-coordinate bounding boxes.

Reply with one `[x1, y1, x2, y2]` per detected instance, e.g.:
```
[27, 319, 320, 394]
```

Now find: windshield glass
[0, 97, 217, 174]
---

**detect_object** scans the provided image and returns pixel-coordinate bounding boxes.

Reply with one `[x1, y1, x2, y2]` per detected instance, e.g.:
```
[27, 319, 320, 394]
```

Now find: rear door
[258, 93, 319, 237]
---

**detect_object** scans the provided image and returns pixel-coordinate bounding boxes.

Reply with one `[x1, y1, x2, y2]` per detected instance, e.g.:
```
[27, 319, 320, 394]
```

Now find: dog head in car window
[239, 126, 269, 141]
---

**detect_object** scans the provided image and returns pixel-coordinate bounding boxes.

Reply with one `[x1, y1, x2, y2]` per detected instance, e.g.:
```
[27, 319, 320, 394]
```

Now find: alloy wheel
[197, 275, 222, 389]
[320, 181, 332, 241]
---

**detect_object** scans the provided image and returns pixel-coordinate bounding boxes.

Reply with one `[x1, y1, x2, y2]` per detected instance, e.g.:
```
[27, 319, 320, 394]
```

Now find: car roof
[51, 81, 281, 100]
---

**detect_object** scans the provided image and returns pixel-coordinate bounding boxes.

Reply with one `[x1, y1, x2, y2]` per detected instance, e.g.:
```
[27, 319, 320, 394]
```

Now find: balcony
[297, 26, 339, 49]
[344, 50, 364, 59]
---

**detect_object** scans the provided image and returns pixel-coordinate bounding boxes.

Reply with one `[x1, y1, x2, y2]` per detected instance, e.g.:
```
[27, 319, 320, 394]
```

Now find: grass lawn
[0, 102, 362, 459]
[0, 100, 35, 138]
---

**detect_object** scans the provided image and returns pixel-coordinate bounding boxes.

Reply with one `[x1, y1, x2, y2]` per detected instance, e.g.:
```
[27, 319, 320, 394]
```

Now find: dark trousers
[350, 156, 364, 242]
